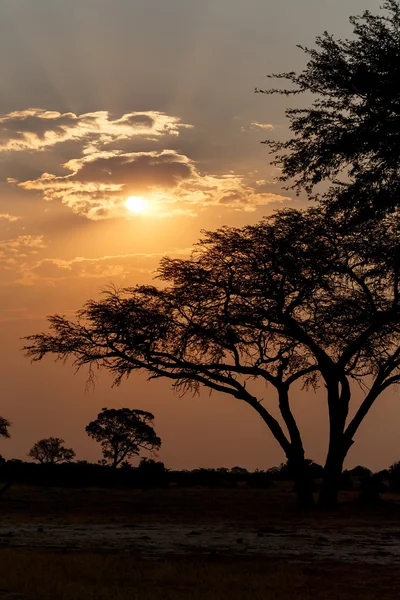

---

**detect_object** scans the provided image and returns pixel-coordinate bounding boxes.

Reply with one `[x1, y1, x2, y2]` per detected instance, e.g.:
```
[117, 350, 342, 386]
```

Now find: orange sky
[0, 0, 396, 472]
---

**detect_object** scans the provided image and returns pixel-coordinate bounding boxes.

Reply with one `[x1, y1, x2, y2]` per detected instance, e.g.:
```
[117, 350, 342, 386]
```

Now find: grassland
[0, 484, 399, 599]
[2, 482, 400, 525]
[0, 551, 400, 600]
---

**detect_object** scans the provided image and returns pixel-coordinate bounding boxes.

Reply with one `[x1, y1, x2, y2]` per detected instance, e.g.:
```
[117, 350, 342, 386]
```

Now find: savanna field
[0, 483, 400, 599]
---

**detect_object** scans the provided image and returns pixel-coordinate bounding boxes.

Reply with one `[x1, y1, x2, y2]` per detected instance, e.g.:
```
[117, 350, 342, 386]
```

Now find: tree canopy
[258, 0, 400, 219]
[0, 417, 10, 440]
[28, 437, 76, 465]
[85, 408, 161, 468]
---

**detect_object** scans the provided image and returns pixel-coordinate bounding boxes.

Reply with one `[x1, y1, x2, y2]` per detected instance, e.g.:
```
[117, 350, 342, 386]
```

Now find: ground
[0, 484, 400, 599]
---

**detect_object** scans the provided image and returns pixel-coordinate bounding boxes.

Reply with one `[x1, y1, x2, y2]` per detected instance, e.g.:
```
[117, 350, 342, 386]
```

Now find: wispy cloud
[0, 235, 46, 268]
[0, 214, 21, 222]
[251, 121, 275, 130]
[16, 249, 192, 286]
[0, 108, 191, 153]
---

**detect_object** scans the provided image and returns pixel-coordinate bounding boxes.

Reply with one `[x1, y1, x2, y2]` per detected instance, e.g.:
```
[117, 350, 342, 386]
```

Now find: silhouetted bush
[269, 460, 323, 482]
[1, 457, 400, 495]
[341, 466, 373, 490]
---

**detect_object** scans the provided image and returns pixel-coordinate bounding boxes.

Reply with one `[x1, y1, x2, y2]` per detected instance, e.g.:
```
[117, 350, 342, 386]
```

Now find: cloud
[165, 171, 289, 216]
[68, 150, 193, 187]
[0, 108, 191, 153]
[3, 107, 290, 219]
[251, 121, 275, 130]
[0, 235, 46, 268]
[14, 149, 194, 220]
[0, 214, 21, 222]
[12, 149, 289, 219]
[16, 249, 192, 286]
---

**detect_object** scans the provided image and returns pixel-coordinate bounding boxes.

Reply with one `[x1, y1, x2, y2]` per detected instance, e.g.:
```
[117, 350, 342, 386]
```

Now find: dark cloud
[73, 151, 193, 188]
[120, 114, 155, 128]
[2, 113, 77, 140]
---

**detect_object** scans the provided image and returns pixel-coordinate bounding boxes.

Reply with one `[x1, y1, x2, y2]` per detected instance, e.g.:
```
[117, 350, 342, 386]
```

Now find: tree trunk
[277, 386, 315, 508]
[287, 453, 315, 508]
[318, 448, 346, 508]
[318, 377, 351, 508]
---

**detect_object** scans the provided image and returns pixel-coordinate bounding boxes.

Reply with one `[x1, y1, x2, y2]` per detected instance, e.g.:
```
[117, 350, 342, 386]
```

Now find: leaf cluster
[258, 1, 400, 219]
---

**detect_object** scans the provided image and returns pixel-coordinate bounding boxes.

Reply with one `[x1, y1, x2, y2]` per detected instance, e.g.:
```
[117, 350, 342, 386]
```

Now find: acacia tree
[258, 0, 400, 219]
[86, 408, 161, 468]
[0, 417, 10, 440]
[24, 208, 400, 506]
[28, 437, 76, 464]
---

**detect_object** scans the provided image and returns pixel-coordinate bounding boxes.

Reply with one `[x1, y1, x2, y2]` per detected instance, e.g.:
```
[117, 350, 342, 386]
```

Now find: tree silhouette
[24, 208, 400, 506]
[85, 408, 161, 468]
[258, 1, 400, 220]
[28, 437, 76, 464]
[0, 417, 10, 439]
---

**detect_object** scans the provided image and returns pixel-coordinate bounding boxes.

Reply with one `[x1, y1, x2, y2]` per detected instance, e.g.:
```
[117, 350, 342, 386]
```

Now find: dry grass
[0, 486, 399, 598]
[1, 483, 400, 528]
[0, 550, 399, 600]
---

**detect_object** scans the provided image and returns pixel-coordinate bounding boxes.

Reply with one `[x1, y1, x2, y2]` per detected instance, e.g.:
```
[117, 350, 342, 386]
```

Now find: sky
[0, 0, 396, 472]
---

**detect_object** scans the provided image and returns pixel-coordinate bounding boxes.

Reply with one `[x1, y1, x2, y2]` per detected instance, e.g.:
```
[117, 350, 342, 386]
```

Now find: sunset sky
[1, 0, 394, 471]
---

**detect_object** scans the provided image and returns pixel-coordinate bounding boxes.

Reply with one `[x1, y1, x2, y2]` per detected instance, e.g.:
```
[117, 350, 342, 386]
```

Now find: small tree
[28, 437, 76, 464]
[85, 408, 161, 468]
[0, 417, 11, 439]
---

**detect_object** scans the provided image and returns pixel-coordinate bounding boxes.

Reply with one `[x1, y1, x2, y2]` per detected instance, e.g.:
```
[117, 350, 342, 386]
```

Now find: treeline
[2, 457, 400, 495]
[0, 408, 161, 471]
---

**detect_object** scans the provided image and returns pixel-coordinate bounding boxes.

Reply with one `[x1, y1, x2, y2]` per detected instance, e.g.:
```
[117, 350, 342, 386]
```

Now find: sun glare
[125, 196, 148, 214]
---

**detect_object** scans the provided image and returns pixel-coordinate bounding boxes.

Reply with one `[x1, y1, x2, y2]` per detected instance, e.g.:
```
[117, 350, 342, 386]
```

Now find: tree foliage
[28, 437, 76, 464]
[85, 408, 161, 468]
[257, 1, 400, 219]
[24, 208, 400, 505]
[0, 417, 10, 439]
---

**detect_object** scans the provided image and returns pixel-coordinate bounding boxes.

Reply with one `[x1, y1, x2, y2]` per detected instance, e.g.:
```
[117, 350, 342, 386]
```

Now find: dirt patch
[0, 521, 399, 564]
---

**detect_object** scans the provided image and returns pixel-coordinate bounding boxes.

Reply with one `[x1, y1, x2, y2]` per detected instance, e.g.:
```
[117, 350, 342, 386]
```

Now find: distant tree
[258, 1, 400, 220]
[0, 417, 11, 439]
[28, 437, 76, 464]
[349, 466, 373, 479]
[85, 408, 161, 469]
[24, 208, 400, 507]
[231, 466, 248, 474]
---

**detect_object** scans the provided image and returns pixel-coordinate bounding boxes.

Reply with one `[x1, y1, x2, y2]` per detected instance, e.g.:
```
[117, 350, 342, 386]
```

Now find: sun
[125, 196, 148, 214]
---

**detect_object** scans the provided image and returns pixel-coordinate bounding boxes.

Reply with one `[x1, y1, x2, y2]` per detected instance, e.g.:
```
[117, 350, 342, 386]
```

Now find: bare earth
[0, 484, 399, 565]
[0, 520, 399, 565]
[1, 485, 400, 599]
